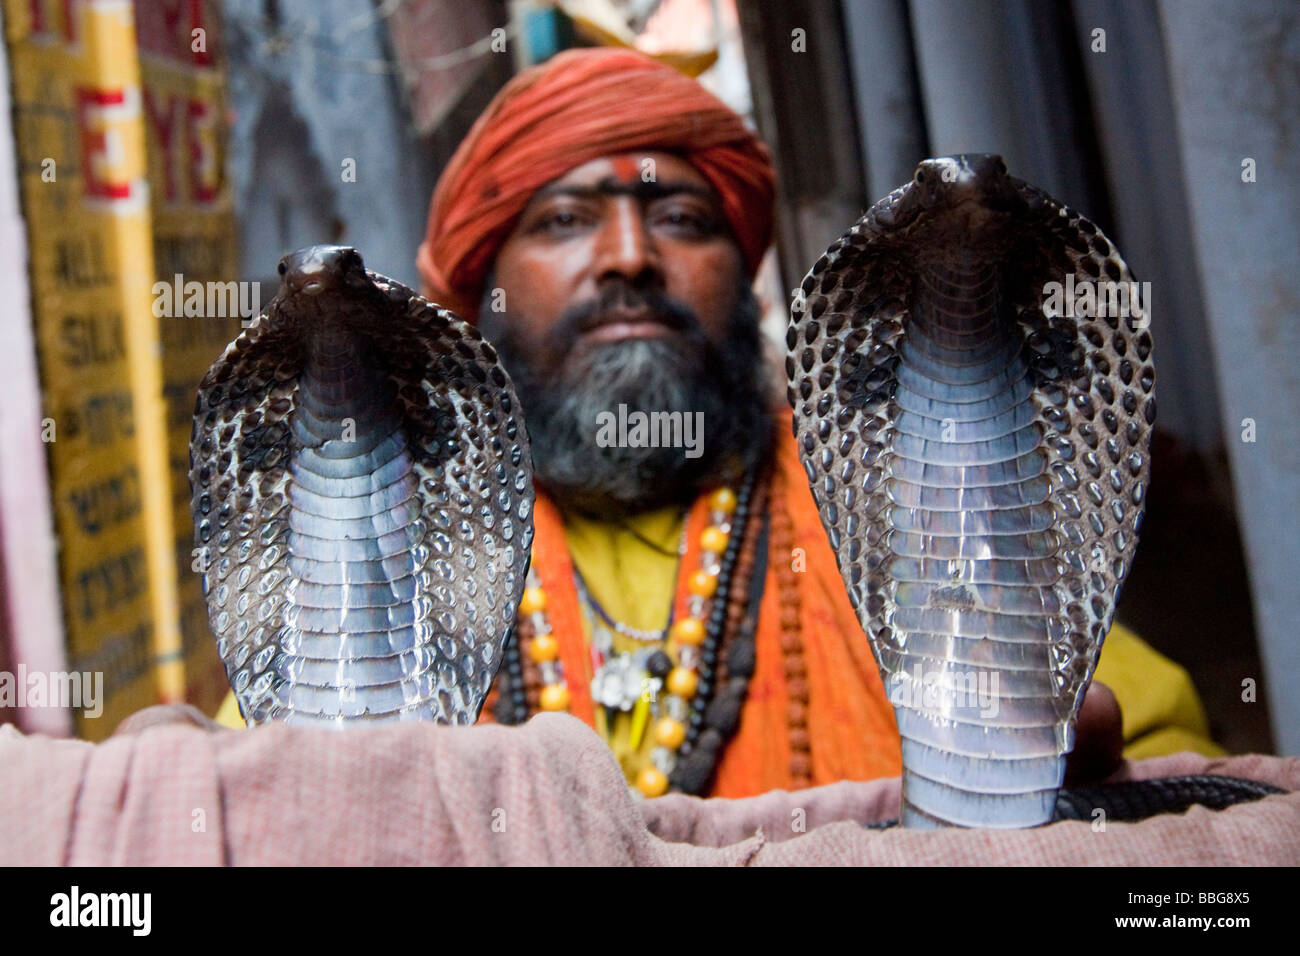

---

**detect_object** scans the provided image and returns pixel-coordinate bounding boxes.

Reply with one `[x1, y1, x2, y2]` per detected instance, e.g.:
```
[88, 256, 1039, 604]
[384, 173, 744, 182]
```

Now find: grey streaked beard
[478, 285, 772, 520]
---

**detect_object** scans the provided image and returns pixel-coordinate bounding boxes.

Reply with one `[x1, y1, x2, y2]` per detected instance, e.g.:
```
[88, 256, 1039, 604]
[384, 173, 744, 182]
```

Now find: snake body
[788, 155, 1156, 828]
[189, 246, 533, 725]
[185, 236, 1276, 827]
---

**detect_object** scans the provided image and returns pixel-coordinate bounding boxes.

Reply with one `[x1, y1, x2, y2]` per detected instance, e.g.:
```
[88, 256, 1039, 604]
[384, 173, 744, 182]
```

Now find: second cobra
[787, 155, 1155, 828]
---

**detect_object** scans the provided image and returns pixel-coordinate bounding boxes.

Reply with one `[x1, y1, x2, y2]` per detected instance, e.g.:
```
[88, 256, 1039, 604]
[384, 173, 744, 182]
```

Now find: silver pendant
[591, 649, 662, 712]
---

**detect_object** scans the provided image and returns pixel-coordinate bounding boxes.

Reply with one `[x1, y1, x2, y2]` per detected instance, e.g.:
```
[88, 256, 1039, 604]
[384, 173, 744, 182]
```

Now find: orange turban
[416, 47, 776, 321]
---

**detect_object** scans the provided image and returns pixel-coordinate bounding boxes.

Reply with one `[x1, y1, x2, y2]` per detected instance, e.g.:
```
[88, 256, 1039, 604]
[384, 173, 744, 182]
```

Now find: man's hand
[1064, 681, 1124, 785]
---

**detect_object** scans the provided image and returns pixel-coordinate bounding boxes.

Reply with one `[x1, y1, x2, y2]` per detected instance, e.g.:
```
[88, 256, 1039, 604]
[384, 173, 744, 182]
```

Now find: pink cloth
[2, 707, 1297, 865]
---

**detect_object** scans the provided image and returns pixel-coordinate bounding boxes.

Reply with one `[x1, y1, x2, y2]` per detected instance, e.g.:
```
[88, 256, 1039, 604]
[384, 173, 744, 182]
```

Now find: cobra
[188, 241, 1279, 825]
[788, 154, 1157, 828]
[189, 246, 533, 726]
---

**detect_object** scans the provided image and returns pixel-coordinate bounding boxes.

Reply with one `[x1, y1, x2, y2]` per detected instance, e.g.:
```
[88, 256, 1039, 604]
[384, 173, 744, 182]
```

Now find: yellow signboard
[4, 0, 238, 735]
[137, 0, 239, 718]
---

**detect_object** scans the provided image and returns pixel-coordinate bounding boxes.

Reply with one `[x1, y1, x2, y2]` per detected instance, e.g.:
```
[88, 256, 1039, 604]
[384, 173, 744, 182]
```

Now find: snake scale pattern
[788, 155, 1155, 828]
[186, 182, 1278, 829]
[189, 246, 533, 725]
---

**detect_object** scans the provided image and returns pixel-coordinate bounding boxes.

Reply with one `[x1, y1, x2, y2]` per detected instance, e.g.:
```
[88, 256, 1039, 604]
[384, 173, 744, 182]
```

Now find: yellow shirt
[215, 510, 1224, 766]
[1093, 620, 1224, 759]
[562, 504, 685, 779]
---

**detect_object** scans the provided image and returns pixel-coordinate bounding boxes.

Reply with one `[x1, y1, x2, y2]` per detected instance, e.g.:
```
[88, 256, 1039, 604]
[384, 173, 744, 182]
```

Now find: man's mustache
[546, 283, 702, 355]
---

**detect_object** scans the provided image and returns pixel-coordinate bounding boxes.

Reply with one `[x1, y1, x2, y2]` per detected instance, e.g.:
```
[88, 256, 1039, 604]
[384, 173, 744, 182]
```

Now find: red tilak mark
[611, 156, 639, 182]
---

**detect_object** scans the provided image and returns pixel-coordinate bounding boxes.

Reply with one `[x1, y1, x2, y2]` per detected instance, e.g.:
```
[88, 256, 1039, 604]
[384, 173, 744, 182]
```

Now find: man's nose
[592, 198, 662, 285]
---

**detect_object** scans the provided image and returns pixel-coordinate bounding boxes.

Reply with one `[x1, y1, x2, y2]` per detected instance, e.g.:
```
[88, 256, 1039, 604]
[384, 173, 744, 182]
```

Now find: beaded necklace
[518, 483, 741, 796]
[486, 449, 817, 798]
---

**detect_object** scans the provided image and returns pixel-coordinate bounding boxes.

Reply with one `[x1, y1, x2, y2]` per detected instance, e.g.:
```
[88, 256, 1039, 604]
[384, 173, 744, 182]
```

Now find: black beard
[478, 280, 772, 519]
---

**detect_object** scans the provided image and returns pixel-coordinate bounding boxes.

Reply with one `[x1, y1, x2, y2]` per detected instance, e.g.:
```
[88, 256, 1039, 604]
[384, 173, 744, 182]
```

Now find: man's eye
[535, 210, 585, 233]
[655, 210, 714, 235]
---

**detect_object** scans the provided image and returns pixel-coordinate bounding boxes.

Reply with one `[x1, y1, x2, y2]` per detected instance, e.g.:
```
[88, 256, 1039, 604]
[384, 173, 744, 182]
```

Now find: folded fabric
[1, 706, 1296, 865]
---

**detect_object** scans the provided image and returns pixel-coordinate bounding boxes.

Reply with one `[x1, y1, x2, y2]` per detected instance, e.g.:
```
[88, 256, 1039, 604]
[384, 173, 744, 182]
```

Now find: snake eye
[277, 262, 287, 277]
[915, 170, 927, 185]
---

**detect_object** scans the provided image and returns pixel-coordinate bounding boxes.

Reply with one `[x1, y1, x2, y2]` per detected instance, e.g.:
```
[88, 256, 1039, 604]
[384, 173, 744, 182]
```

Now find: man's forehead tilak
[528, 178, 721, 206]
[610, 155, 639, 181]
[525, 155, 721, 211]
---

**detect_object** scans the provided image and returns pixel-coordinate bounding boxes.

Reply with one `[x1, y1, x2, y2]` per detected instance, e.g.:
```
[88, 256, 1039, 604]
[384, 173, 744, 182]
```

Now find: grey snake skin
[790, 154, 1206, 828]
[188, 220, 1278, 827]
[190, 246, 533, 725]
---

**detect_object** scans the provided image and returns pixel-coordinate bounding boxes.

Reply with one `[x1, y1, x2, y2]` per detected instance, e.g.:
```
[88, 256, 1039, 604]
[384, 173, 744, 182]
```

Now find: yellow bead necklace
[517, 486, 738, 797]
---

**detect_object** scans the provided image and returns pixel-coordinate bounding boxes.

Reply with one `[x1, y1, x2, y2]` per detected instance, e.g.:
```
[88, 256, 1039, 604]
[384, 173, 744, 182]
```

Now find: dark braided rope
[1052, 774, 1285, 822]
[860, 775, 1286, 829]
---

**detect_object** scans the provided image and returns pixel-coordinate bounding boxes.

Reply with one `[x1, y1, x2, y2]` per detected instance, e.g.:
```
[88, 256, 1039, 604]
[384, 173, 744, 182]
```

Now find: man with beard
[215, 49, 1219, 800]
[408, 46, 1222, 797]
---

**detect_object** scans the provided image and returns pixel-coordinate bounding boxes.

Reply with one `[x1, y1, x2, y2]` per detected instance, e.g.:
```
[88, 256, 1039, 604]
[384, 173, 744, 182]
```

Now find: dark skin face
[486, 150, 1124, 784]
[491, 151, 744, 375]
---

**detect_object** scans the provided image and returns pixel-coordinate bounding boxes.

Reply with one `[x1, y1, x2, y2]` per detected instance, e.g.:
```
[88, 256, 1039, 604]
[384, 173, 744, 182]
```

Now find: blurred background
[0, 0, 1294, 755]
